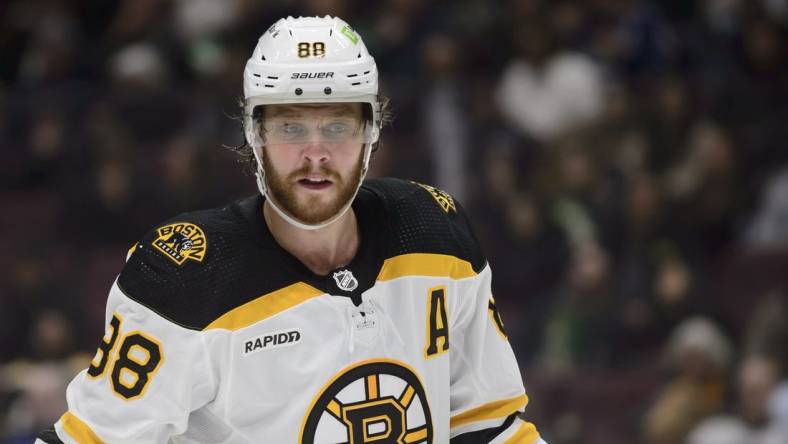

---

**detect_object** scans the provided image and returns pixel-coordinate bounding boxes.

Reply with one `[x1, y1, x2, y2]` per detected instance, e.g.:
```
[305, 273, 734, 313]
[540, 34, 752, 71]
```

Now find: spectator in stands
[1, 310, 88, 442]
[642, 316, 732, 444]
[744, 166, 788, 250]
[420, 32, 469, 202]
[495, 18, 604, 142]
[688, 354, 788, 444]
[539, 242, 615, 373]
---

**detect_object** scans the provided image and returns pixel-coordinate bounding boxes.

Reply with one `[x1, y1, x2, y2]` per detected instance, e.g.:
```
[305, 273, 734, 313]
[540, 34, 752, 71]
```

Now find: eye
[324, 122, 351, 134]
[281, 122, 306, 137]
[283, 123, 304, 133]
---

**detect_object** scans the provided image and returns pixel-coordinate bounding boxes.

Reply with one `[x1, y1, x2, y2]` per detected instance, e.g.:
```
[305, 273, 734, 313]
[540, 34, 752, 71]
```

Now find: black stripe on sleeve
[450, 411, 520, 443]
[36, 428, 65, 443]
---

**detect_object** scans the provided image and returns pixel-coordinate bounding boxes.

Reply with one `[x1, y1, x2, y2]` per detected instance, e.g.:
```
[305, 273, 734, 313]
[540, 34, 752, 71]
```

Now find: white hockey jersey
[38, 178, 545, 443]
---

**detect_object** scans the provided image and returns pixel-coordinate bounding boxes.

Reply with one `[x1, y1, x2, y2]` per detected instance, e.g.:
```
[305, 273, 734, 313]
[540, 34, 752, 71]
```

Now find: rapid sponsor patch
[414, 182, 456, 213]
[243, 329, 302, 356]
[152, 222, 207, 265]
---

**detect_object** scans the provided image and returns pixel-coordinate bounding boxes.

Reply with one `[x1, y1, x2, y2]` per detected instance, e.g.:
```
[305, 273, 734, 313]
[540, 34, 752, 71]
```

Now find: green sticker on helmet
[341, 25, 359, 45]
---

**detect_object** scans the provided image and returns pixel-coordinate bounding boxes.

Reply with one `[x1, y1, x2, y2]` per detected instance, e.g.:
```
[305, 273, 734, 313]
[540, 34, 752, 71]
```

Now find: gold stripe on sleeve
[204, 282, 323, 331]
[376, 253, 477, 281]
[504, 420, 540, 444]
[126, 243, 137, 260]
[59, 411, 105, 444]
[449, 394, 529, 429]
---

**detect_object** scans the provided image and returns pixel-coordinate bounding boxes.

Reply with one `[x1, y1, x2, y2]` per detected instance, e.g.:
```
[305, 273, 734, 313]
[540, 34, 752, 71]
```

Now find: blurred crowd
[1, 0, 788, 443]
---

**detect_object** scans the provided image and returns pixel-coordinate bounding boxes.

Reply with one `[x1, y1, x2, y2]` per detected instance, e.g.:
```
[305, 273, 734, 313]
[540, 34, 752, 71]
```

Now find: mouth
[297, 177, 333, 190]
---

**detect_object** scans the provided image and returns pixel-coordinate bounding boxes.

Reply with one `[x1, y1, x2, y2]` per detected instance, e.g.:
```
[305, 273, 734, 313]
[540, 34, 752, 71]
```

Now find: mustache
[287, 165, 340, 181]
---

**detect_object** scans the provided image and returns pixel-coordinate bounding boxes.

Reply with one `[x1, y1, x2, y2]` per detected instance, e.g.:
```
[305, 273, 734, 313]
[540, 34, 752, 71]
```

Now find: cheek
[264, 146, 299, 167]
[335, 144, 365, 167]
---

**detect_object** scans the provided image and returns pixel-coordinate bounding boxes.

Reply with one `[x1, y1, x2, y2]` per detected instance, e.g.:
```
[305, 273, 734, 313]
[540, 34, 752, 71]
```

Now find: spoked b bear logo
[300, 360, 433, 444]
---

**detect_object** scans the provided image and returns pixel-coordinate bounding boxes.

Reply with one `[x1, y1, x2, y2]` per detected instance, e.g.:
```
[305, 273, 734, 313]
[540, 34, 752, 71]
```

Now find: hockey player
[36, 16, 545, 443]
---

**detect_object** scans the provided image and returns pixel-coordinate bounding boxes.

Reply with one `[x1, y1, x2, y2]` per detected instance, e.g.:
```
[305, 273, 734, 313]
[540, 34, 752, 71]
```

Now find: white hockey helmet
[243, 16, 381, 230]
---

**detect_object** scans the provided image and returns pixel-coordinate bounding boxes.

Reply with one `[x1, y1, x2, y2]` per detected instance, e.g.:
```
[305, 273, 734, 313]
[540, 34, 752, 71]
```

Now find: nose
[301, 142, 330, 164]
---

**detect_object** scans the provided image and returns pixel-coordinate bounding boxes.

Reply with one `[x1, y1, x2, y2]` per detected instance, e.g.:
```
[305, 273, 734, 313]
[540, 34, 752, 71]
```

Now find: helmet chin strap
[253, 144, 372, 231]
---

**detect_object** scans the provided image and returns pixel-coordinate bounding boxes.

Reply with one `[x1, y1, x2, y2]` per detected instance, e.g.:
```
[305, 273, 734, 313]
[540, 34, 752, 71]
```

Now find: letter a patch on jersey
[152, 222, 207, 265]
[424, 286, 449, 359]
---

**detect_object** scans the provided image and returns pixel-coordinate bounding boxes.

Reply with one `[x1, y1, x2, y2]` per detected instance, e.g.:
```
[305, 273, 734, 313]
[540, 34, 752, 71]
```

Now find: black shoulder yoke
[361, 178, 486, 272]
[117, 198, 302, 330]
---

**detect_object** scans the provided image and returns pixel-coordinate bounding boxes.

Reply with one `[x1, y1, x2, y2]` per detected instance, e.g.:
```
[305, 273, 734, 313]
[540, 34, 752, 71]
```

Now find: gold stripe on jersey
[204, 282, 323, 331]
[59, 411, 105, 444]
[126, 244, 137, 261]
[503, 420, 540, 444]
[377, 253, 477, 281]
[449, 394, 529, 429]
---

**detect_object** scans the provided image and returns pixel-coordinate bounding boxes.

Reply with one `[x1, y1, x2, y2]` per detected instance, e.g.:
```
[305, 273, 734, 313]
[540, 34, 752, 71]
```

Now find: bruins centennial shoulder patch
[413, 182, 456, 213]
[152, 222, 207, 265]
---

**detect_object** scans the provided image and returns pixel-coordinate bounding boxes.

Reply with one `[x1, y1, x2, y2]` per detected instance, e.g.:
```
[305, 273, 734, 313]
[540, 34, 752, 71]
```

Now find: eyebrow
[266, 104, 360, 118]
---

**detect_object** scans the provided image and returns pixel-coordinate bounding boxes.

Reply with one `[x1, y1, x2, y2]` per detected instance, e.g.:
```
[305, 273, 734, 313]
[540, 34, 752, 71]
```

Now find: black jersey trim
[450, 411, 518, 443]
[117, 179, 488, 331]
[450, 394, 529, 429]
[36, 429, 65, 444]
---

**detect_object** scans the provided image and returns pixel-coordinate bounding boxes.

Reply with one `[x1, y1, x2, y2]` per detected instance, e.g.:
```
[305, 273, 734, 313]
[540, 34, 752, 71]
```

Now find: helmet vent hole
[295, 88, 303, 95]
[347, 73, 358, 78]
[363, 71, 370, 75]
[324, 87, 332, 95]
[351, 82, 361, 86]
[266, 76, 278, 80]
[357, 53, 361, 58]
[253, 73, 261, 78]
[261, 54, 266, 61]
[264, 85, 274, 88]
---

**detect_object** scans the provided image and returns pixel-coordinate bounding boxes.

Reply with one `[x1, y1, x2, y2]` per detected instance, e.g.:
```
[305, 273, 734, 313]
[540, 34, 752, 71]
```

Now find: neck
[263, 201, 360, 276]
